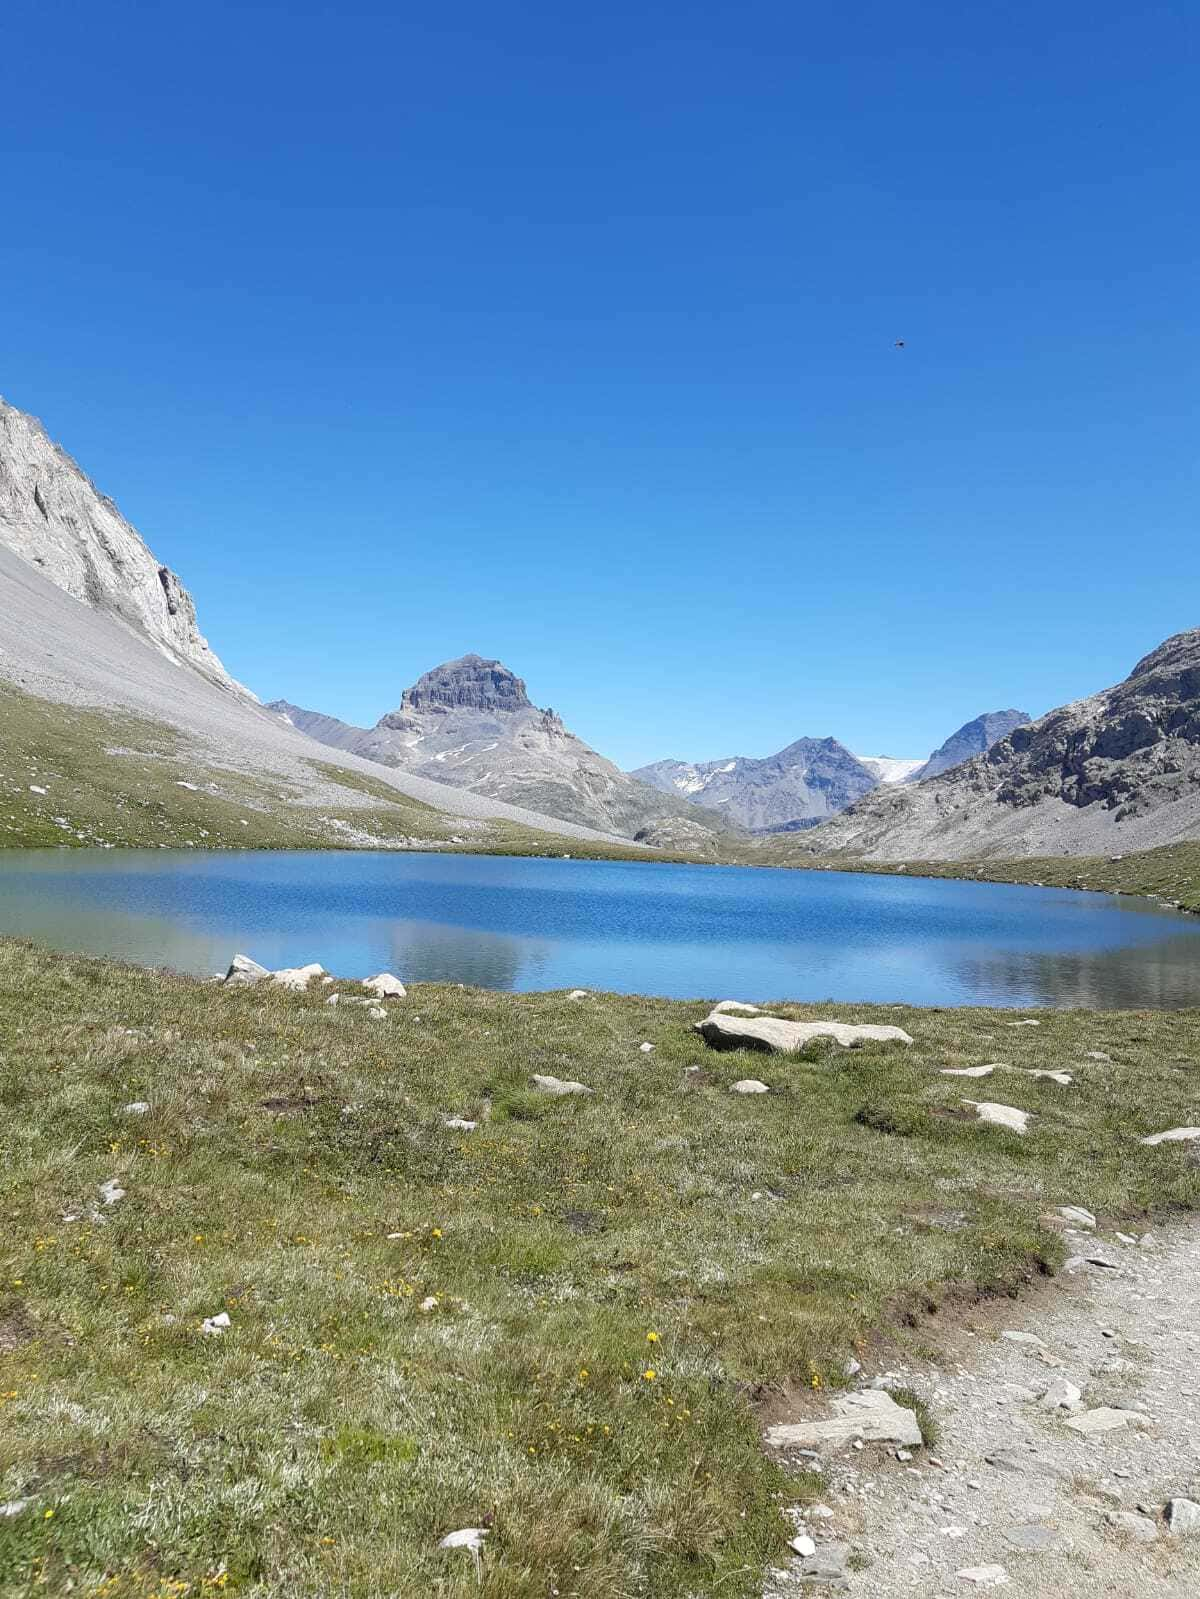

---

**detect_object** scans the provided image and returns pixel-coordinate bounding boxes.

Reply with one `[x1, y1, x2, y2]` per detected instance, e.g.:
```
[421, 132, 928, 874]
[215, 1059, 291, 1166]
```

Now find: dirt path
[767, 1217, 1200, 1595]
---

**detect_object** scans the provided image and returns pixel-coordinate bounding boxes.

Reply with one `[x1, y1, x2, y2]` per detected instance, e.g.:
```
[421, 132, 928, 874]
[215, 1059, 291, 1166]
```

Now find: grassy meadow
[2, 941, 1199, 1597]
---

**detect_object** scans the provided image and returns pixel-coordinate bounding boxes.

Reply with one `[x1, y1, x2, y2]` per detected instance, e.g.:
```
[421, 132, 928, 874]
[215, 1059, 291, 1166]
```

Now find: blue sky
[3, 1, 1196, 768]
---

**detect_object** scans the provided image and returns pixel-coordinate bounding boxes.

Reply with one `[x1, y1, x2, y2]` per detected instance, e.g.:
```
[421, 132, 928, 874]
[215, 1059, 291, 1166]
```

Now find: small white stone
[439, 1527, 487, 1552]
[325, 993, 340, 1006]
[963, 1101, 1031, 1134]
[789, 1534, 816, 1557]
[418, 1296, 439, 1313]
[568, 990, 588, 1000]
[0, 1500, 31, 1518]
[123, 1101, 150, 1116]
[730, 1079, 770, 1094]
[367, 1005, 388, 1019]
[98, 1178, 125, 1206]
[444, 1117, 477, 1131]
[1001, 1330, 1046, 1349]
[1057, 1206, 1096, 1230]
[200, 1312, 231, 1335]
[956, 1565, 1009, 1586]
[639, 1041, 655, 1053]
[1141, 1126, 1200, 1147]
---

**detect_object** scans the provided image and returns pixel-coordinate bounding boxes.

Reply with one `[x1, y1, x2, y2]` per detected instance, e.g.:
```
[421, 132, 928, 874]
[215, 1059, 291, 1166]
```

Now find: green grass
[1, 941, 1198, 1596]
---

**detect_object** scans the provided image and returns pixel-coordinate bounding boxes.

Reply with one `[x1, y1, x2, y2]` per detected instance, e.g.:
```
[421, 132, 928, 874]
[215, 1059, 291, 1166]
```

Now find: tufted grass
[1, 940, 1198, 1595]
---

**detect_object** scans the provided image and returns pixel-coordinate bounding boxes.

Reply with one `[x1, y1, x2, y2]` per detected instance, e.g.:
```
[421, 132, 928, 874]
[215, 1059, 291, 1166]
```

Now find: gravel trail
[770, 1218, 1200, 1596]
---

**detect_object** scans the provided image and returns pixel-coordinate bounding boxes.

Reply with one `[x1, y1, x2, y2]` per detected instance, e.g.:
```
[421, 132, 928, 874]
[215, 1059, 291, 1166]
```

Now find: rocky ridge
[270, 658, 728, 840]
[0, 396, 245, 695]
[915, 709, 1032, 781]
[634, 714, 1030, 833]
[798, 632, 1200, 861]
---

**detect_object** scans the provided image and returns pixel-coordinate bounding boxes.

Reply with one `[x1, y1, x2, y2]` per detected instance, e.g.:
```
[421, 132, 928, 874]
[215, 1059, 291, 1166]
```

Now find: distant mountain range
[797, 635, 1200, 860]
[2, 390, 1196, 869]
[631, 711, 1031, 832]
[269, 657, 729, 842]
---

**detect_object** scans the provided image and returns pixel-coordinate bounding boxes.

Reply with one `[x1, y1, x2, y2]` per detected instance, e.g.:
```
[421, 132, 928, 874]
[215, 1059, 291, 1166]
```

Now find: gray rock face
[796, 630, 1200, 861]
[915, 710, 1032, 780]
[269, 658, 725, 842]
[0, 396, 246, 695]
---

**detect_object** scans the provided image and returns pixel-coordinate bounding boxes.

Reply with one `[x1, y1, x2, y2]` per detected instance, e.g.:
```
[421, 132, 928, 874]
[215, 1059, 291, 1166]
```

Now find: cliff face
[0, 397, 246, 695]
[798, 632, 1200, 861]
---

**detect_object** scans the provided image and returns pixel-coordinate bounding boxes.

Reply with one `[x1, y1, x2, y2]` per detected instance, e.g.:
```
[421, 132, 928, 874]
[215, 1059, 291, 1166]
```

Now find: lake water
[3, 849, 1200, 1008]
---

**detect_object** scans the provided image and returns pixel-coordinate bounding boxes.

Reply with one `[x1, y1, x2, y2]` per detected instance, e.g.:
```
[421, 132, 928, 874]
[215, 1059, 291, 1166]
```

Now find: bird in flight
[894, 339, 906, 348]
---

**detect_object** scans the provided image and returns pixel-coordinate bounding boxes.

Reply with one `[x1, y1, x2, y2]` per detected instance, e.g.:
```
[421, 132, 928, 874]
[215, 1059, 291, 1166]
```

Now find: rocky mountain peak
[0, 395, 247, 696]
[396, 654, 534, 716]
[1124, 629, 1200, 690]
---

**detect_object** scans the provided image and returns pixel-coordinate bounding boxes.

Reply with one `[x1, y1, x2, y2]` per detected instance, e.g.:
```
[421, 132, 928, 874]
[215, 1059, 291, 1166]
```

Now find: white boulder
[964, 1101, 1031, 1135]
[696, 1011, 912, 1053]
[270, 963, 325, 991]
[731, 1079, 770, 1094]
[223, 953, 269, 985]
[1141, 1126, 1200, 1147]
[363, 972, 406, 999]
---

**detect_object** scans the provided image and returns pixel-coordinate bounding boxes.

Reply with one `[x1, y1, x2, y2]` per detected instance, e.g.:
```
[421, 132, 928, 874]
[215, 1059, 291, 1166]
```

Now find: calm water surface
[2, 850, 1199, 1008]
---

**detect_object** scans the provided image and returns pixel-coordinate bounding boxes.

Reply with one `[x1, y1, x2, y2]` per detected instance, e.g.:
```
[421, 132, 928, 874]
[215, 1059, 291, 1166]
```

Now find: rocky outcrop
[0, 396, 246, 695]
[634, 715, 1029, 834]
[268, 659, 728, 842]
[914, 710, 1032, 780]
[793, 631, 1200, 861]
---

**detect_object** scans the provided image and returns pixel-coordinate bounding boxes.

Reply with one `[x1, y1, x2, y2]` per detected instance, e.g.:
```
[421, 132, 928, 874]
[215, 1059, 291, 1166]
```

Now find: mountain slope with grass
[793, 631, 1200, 861]
[0, 400, 639, 852]
[268, 657, 729, 841]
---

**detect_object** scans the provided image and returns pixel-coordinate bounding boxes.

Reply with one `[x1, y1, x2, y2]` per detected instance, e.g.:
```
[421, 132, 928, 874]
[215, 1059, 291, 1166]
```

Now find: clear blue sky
[3, 1, 1196, 767]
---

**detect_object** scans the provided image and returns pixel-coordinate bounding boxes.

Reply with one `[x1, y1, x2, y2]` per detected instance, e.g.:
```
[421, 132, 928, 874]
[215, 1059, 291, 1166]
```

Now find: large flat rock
[695, 1011, 913, 1053]
[765, 1389, 924, 1451]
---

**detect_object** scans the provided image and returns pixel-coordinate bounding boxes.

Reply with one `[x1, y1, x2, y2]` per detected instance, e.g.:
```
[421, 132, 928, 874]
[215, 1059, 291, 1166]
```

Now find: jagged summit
[0, 395, 247, 696]
[394, 655, 535, 718]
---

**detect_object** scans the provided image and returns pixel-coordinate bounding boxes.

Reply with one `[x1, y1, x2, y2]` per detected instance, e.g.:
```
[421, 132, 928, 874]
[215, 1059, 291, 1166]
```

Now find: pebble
[956, 1564, 1009, 1585]
[123, 1101, 150, 1116]
[639, 1042, 655, 1053]
[1166, 1498, 1200, 1537]
[789, 1534, 816, 1557]
[418, 1296, 439, 1313]
[98, 1178, 125, 1206]
[1005, 1524, 1059, 1553]
[200, 1312, 231, 1335]
[1104, 1510, 1158, 1543]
